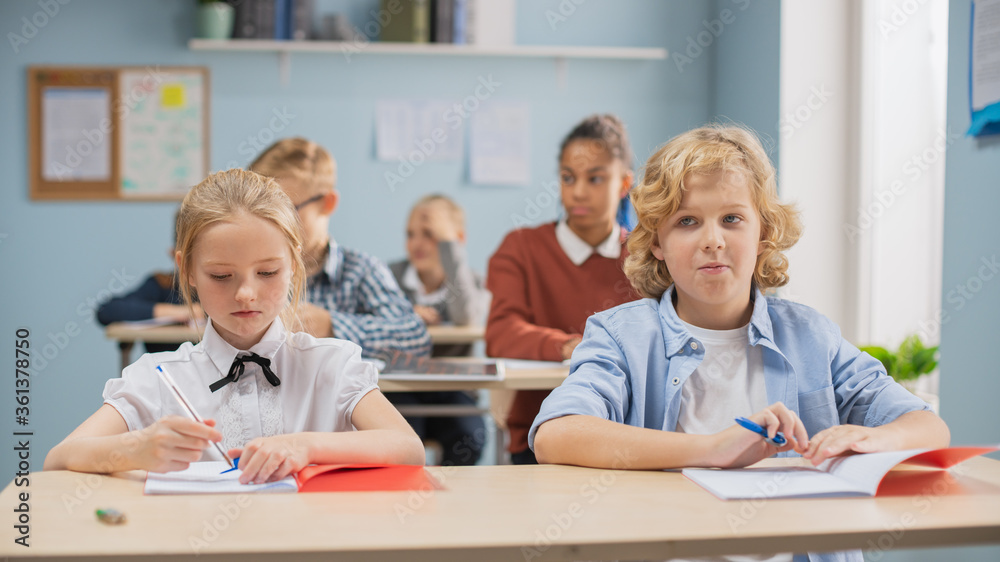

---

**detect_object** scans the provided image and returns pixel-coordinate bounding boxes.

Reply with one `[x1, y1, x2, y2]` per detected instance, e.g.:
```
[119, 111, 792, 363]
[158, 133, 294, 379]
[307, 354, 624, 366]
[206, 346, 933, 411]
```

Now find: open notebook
[144, 462, 442, 495]
[683, 445, 998, 500]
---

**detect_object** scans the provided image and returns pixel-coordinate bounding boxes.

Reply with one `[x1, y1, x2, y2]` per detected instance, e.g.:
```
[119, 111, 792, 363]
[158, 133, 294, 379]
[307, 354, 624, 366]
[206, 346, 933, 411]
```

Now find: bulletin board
[28, 66, 210, 201]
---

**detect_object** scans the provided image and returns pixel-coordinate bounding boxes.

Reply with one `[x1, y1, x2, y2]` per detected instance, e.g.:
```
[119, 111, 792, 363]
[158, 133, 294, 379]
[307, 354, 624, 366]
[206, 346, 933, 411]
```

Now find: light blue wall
[711, 0, 782, 166]
[875, 1, 1000, 561]
[940, 0, 1000, 449]
[1, 0, 780, 476]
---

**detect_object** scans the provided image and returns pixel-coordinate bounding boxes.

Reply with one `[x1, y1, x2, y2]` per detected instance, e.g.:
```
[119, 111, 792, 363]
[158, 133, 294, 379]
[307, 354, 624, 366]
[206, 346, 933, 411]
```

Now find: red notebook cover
[875, 446, 999, 496]
[294, 464, 443, 492]
[898, 446, 998, 468]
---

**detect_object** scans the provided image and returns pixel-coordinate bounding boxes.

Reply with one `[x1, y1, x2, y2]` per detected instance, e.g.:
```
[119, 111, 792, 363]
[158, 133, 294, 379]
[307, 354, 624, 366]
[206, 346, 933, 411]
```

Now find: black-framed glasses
[294, 194, 325, 211]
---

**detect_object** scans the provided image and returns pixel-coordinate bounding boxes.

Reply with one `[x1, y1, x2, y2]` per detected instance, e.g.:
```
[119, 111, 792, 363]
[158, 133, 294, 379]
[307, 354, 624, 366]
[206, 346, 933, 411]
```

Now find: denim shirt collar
[657, 285, 775, 357]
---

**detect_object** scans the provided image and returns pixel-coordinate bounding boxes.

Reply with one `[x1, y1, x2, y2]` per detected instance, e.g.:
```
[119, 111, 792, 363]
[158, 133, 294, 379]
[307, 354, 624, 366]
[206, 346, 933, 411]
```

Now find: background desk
[377, 362, 568, 393]
[105, 323, 486, 372]
[376, 362, 567, 430]
[3, 459, 1000, 560]
[379, 362, 568, 465]
[105, 322, 200, 371]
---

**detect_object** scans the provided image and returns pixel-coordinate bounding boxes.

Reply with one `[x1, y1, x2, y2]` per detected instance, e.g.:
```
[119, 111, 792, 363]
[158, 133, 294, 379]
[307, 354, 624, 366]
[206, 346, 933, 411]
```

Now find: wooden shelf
[188, 39, 667, 60]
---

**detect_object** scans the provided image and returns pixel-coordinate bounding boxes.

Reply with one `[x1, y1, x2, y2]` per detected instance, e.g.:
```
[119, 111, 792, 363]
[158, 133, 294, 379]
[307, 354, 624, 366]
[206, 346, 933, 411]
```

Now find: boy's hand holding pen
[741, 403, 809, 450]
[735, 417, 788, 446]
[710, 403, 810, 468]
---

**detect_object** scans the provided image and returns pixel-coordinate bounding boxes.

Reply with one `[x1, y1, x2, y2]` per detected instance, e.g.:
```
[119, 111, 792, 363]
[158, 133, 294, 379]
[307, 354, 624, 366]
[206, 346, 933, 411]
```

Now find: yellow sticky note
[161, 84, 185, 108]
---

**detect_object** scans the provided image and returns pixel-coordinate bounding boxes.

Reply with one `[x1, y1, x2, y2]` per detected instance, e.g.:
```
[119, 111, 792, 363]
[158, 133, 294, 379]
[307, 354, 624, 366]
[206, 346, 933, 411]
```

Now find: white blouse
[555, 219, 623, 266]
[103, 318, 379, 460]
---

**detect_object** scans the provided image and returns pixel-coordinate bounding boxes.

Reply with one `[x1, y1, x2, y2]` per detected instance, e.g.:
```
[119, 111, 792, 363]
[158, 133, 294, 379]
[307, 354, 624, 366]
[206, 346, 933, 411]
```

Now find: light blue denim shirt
[529, 287, 930, 562]
[530, 286, 928, 451]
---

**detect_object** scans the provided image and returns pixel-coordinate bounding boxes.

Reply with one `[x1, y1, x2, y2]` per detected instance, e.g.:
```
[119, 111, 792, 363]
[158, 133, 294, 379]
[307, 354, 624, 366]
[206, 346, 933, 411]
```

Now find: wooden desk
[4, 459, 1000, 560]
[105, 323, 486, 373]
[425, 324, 485, 344]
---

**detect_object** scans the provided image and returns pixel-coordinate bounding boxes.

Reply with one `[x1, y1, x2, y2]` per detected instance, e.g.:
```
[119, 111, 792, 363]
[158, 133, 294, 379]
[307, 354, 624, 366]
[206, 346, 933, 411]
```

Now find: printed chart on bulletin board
[28, 66, 209, 200]
[119, 68, 208, 198]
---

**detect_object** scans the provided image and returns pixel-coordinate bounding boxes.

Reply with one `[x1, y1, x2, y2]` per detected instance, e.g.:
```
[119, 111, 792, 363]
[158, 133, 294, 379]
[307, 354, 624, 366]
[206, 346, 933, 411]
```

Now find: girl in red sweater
[485, 114, 640, 464]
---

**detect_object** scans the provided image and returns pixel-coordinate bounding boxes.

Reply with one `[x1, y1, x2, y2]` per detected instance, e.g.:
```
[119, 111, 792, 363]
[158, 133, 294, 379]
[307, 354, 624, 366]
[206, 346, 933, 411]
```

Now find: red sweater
[485, 222, 638, 454]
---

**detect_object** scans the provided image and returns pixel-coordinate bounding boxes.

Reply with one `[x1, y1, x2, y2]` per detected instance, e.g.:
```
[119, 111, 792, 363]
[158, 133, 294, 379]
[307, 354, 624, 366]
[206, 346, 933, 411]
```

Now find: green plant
[860, 334, 939, 383]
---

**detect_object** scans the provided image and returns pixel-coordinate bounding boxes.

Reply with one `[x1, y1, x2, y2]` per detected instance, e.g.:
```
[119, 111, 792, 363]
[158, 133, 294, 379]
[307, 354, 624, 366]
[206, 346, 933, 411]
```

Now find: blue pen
[734, 417, 786, 446]
[220, 457, 240, 475]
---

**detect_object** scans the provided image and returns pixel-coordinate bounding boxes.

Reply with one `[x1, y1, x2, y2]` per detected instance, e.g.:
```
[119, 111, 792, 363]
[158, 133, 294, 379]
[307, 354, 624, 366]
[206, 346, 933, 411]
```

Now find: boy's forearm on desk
[880, 410, 951, 450]
[533, 415, 713, 470]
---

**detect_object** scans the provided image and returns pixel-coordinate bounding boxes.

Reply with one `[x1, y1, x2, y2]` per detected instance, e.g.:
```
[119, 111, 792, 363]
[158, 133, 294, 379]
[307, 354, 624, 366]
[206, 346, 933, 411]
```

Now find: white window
[780, 1, 947, 399]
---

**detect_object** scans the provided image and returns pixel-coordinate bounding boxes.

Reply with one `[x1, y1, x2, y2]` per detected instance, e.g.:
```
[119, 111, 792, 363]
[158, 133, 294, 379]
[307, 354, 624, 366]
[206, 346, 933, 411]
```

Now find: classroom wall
[940, 0, 1000, 450]
[711, 0, 782, 167]
[876, 1, 1000, 561]
[0, 1, 781, 476]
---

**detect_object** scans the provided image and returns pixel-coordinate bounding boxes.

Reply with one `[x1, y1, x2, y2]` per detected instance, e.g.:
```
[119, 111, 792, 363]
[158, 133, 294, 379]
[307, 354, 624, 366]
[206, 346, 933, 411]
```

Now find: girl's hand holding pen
[135, 416, 222, 473]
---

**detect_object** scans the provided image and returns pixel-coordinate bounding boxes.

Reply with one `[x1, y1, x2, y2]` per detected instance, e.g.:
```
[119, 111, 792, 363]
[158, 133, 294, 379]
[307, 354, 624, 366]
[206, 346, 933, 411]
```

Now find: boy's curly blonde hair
[624, 125, 802, 300]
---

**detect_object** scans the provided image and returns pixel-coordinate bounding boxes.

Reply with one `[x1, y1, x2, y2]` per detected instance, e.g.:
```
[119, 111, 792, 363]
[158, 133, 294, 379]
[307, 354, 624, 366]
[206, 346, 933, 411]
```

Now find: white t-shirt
[103, 317, 379, 459]
[675, 321, 767, 436]
[674, 322, 788, 562]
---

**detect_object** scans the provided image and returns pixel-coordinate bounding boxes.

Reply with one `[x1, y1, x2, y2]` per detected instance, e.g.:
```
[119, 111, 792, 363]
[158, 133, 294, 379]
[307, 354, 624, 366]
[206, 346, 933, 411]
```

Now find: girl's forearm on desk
[44, 432, 145, 473]
[45, 408, 223, 474]
[304, 430, 426, 466]
[45, 405, 138, 472]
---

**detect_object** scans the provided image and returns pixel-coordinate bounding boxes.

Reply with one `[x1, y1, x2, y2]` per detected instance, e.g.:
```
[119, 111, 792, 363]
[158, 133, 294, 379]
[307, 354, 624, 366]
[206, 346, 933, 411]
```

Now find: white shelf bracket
[278, 50, 291, 87]
[555, 57, 568, 91]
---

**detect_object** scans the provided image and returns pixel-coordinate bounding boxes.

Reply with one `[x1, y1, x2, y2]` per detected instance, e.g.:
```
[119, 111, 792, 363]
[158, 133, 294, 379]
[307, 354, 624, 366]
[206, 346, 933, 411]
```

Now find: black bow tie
[209, 352, 281, 393]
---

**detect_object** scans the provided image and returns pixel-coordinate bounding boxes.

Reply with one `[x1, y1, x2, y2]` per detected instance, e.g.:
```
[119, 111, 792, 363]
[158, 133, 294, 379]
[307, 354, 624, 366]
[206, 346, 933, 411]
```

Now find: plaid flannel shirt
[306, 243, 431, 359]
